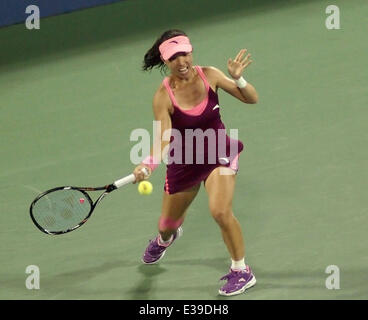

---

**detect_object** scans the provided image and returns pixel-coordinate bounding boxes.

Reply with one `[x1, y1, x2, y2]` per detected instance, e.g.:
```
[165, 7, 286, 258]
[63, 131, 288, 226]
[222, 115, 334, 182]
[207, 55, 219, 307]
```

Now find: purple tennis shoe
[219, 265, 256, 296]
[142, 227, 183, 264]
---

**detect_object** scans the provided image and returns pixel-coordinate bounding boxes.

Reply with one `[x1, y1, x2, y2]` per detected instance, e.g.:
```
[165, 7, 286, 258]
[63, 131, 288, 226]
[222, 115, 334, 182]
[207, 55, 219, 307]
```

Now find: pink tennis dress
[162, 66, 244, 194]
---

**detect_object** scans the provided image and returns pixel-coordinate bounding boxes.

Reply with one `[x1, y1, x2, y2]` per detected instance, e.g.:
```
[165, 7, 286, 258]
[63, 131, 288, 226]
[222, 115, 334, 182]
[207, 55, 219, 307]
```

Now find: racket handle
[113, 174, 136, 189]
[113, 167, 149, 189]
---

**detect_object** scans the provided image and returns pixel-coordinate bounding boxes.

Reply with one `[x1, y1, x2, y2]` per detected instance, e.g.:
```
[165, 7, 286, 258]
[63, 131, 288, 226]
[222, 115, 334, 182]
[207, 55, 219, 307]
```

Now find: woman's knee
[158, 215, 184, 234]
[209, 206, 233, 227]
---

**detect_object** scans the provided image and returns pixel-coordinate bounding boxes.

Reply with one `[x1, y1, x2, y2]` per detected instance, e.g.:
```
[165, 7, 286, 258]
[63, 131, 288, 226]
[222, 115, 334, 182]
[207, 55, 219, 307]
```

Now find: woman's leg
[204, 166, 256, 296]
[159, 183, 201, 240]
[204, 167, 245, 260]
[142, 183, 200, 264]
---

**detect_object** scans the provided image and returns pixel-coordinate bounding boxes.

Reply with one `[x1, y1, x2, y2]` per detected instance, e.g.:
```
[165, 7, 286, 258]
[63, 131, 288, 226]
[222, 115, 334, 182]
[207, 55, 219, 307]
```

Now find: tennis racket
[29, 168, 148, 235]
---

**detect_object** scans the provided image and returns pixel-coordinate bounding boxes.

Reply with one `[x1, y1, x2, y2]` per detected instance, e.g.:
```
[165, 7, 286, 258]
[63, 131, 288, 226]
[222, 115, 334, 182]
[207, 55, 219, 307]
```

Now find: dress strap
[162, 77, 179, 107]
[195, 66, 210, 91]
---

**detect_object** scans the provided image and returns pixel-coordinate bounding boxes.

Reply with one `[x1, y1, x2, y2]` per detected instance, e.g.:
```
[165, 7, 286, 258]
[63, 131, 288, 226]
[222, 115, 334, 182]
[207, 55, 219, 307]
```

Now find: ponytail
[142, 29, 187, 73]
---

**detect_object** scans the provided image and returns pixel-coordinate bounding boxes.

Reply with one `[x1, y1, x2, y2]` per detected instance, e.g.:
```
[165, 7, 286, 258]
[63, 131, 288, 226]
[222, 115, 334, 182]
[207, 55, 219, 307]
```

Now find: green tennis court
[1, 0, 367, 300]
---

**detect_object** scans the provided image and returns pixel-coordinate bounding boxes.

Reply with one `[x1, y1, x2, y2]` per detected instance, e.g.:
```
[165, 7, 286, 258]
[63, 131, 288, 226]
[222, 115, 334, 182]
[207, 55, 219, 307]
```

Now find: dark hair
[142, 29, 187, 73]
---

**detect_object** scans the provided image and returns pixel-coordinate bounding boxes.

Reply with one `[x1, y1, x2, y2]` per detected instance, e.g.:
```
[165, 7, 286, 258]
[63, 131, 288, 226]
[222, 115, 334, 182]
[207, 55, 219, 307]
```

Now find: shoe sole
[218, 275, 257, 297]
[141, 227, 183, 265]
[142, 250, 166, 265]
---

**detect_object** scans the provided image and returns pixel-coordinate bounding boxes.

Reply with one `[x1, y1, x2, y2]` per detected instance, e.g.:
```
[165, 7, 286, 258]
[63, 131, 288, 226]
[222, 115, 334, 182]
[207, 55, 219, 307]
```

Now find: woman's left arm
[206, 49, 258, 104]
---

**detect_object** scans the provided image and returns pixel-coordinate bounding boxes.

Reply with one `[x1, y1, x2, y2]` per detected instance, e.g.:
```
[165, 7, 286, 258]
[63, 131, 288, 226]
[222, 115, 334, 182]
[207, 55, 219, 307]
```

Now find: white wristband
[234, 76, 247, 89]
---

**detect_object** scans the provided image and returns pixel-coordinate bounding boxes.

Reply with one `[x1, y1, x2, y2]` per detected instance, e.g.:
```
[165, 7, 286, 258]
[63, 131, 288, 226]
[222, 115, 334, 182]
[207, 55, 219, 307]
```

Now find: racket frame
[29, 169, 146, 235]
[29, 184, 114, 235]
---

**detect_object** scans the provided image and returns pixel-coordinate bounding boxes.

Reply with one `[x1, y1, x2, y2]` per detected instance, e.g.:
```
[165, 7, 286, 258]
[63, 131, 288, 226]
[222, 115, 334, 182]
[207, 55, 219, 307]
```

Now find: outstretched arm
[207, 49, 258, 104]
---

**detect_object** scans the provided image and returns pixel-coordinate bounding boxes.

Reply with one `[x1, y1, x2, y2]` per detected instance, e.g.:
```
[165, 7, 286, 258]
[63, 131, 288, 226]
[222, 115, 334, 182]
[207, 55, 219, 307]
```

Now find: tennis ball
[138, 181, 153, 195]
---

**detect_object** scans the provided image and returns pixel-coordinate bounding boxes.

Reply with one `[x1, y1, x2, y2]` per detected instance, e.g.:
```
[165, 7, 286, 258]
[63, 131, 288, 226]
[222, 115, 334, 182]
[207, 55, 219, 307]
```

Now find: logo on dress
[212, 104, 220, 110]
[219, 157, 230, 165]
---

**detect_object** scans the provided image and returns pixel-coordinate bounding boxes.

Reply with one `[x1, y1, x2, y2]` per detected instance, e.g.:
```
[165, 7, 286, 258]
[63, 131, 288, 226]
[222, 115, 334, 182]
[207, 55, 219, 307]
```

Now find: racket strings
[32, 189, 91, 232]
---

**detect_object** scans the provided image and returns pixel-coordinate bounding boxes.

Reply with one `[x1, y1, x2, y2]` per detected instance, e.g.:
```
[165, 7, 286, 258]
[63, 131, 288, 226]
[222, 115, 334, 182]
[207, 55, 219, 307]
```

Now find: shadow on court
[165, 256, 228, 273]
[126, 264, 167, 299]
[40, 260, 137, 298]
[0, 0, 322, 72]
[254, 268, 326, 290]
[125, 257, 228, 299]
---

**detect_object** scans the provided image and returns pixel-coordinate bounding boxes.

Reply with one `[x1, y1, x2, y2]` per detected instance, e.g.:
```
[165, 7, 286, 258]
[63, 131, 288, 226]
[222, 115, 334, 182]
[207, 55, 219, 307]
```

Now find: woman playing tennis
[133, 29, 259, 296]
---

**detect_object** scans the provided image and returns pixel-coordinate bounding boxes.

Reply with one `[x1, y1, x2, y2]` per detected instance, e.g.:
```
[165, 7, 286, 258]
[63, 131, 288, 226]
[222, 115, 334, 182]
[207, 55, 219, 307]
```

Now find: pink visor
[159, 36, 193, 60]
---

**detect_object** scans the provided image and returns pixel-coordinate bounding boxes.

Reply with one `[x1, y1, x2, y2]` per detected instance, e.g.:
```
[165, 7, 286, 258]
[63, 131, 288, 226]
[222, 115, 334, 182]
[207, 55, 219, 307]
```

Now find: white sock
[158, 234, 173, 246]
[231, 258, 246, 271]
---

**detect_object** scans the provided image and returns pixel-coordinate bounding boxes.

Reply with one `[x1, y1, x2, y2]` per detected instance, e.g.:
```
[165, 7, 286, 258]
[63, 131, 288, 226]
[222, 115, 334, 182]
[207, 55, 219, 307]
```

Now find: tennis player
[133, 29, 259, 296]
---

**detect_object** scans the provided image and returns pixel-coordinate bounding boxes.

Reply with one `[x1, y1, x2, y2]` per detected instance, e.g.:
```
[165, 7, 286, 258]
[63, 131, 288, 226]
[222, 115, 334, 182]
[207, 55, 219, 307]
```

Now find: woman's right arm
[133, 86, 172, 182]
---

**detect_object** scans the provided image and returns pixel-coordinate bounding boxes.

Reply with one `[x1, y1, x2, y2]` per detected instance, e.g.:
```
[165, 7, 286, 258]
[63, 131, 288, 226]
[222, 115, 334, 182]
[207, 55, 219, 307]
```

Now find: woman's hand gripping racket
[29, 168, 149, 235]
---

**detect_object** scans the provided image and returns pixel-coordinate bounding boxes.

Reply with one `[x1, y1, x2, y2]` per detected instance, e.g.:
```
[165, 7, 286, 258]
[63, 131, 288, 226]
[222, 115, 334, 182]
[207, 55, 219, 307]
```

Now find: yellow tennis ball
[138, 181, 153, 195]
